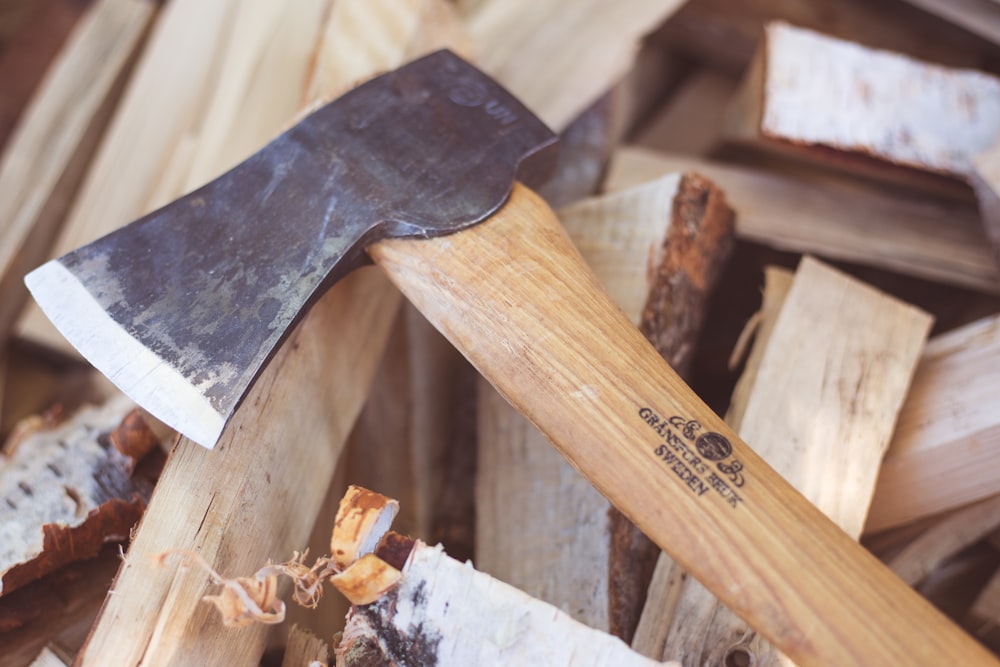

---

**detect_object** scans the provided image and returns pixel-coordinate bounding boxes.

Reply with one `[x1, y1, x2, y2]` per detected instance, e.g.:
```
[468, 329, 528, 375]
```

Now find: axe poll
[24, 51, 996, 666]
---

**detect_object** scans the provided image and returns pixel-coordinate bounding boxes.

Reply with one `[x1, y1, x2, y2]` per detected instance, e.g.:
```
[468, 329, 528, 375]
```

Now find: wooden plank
[606, 147, 1000, 294]
[867, 313, 1000, 533]
[13, 0, 242, 354]
[632, 257, 932, 665]
[0, 0, 153, 350]
[465, 0, 686, 131]
[722, 21, 1000, 195]
[476, 173, 733, 639]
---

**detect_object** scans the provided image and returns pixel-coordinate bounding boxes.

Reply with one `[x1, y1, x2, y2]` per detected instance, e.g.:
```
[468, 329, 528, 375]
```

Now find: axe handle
[368, 183, 996, 666]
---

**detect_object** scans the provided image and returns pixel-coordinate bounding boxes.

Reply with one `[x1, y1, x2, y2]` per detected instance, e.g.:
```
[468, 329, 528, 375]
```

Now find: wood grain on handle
[369, 183, 998, 666]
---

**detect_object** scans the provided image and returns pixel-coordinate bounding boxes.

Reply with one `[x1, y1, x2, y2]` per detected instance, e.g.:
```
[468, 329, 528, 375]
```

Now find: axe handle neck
[368, 183, 995, 666]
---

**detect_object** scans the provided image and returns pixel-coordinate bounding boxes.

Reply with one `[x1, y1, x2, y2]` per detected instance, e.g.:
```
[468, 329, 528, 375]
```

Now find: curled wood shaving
[154, 486, 403, 628]
[268, 550, 338, 609]
[155, 550, 285, 627]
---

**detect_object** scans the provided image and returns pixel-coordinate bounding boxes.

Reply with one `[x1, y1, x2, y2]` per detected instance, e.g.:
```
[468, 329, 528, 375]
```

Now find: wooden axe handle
[369, 183, 996, 666]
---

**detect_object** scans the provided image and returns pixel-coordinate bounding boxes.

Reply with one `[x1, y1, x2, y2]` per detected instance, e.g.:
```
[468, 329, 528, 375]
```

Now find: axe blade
[24, 50, 557, 447]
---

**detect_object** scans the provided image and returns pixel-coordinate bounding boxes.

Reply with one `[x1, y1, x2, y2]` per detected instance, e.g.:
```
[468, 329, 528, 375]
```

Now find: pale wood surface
[724, 267, 793, 432]
[371, 184, 995, 665]
[304, 0, 470, 105]
[867, 313, 1000, 533]
[15, 0, 243, 354]
[0, 0, 152, 348]
[607, 147, 1000, 294]
[179, 0, 328, 192]
[279, 626, 329, 667]
[634, 258, 931, 665]
[888, 493, 1000, 586]
[723, 21, 1000, 192]
[465, 0, 685, 131]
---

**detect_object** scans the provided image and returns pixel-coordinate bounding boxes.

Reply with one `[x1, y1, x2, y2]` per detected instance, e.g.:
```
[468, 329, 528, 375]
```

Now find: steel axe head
[25, 50, 558, 448]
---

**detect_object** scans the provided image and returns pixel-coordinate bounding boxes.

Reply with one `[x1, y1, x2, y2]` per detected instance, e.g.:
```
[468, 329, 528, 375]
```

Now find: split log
[723, 21, 1000, 195]
[867, 313, 1000, 533]
[607, 147, 1000, 294]
[0, 0, 153, 348]
[14, 0, 245, 354]
[887, 493, 1000, 587]
[476, 173, 733, 639]
[328, 487, 678, 666]
[464, 0, 686, 131]
[304, 0, 470, 105]
[0, 394, 161, 596]
[632, 257, 931, 665]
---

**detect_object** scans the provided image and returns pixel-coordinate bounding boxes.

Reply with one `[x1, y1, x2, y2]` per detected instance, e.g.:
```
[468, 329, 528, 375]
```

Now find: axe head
[25, 50, 558, 448]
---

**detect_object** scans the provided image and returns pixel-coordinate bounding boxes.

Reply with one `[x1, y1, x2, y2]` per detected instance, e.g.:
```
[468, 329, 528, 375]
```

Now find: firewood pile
[2, 0, 1000, 665]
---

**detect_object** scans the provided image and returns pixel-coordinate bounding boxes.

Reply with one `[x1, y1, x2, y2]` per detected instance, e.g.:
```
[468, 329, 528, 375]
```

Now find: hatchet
[24, 51, 996, 665]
